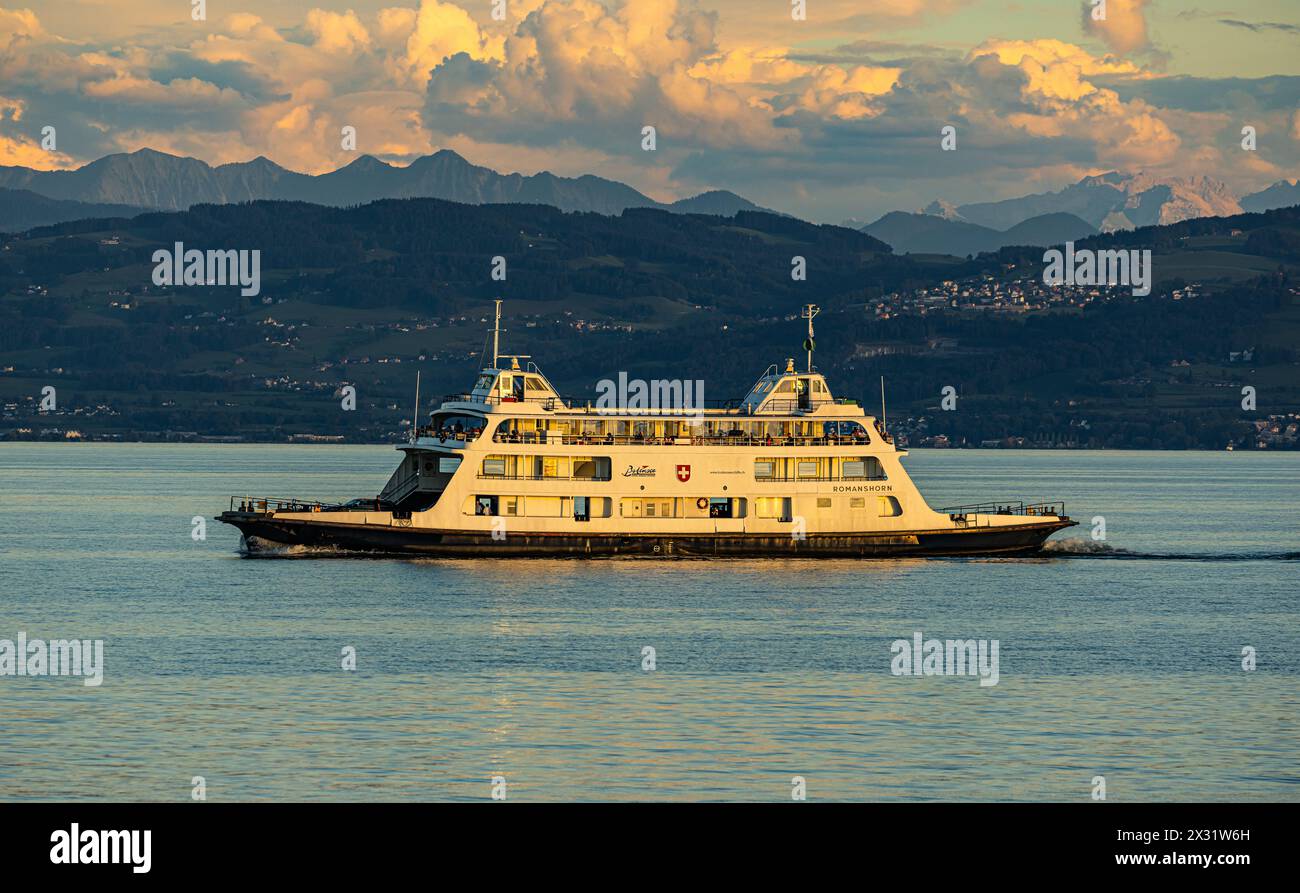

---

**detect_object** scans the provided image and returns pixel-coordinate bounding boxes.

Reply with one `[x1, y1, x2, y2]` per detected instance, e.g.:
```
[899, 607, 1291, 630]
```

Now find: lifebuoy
[696, 497, 708, 510]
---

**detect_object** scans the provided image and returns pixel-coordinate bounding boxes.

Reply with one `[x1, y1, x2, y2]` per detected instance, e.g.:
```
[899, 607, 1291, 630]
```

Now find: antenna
[801, 304, 820, 373]
[880, 375, 887, 435]
[492, 299, 502, 370]
[412, 370, 421, 443]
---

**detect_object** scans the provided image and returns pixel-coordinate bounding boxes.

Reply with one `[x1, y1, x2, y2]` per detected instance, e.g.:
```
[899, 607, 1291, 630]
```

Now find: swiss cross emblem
[676, 464, 691, 482]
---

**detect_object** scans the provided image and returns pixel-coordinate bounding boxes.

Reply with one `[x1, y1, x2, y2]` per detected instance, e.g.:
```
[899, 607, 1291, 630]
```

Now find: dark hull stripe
[218, 513, 1076, 558]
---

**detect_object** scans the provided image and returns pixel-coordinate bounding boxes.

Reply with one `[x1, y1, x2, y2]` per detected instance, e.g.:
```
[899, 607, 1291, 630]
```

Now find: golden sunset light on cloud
[0, 0, 1295, 220]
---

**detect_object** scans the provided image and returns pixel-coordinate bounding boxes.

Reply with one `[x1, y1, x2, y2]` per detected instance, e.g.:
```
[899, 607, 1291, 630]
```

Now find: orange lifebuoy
[696, 497, 708, 510]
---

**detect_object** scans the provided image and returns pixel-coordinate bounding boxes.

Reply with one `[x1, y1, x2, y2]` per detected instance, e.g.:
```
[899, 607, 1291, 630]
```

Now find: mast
[492, 299, 502, 370]
[801, 304, 819, 372]
[880, 376, 887, 435]
[412, 370, 421, 443]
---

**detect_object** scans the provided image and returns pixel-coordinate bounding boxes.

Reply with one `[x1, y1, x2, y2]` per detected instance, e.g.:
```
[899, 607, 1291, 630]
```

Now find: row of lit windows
[491, 417, 870, 440]
[480, 455, 611, 479]
[754, 456, 885, 480]
[466, 494, 903, 519]
[475, 455, 884, 481]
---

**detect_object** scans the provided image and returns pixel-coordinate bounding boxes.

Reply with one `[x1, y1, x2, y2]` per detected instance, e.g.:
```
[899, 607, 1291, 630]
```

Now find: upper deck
[413, 361, 894, 451]
[432, 359, 866, 419]
[411, 304, 894, 447]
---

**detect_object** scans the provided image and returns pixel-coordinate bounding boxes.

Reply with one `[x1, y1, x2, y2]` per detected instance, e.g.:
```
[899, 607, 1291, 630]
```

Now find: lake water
[1, 444, 1296, 801]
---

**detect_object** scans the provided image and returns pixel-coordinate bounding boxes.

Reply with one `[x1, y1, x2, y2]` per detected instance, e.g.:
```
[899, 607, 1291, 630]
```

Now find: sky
[1, 0, 1297, 222]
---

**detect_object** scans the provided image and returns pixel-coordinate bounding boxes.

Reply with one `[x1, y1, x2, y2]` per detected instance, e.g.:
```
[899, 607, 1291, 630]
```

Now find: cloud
[1081, 0, 1152, 55]
[0, 0, 1293, 223]
[305, 9, 372, 54]
[1218, 19, 1300, 35]
[0, 95, 75, 167]
[0, 6, 42, 38]
[420, 0, 790, 152]
[401, 0, 501, 87]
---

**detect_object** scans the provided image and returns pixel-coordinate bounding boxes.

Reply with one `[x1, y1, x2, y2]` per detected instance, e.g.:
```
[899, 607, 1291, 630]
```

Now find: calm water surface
[1, 444, 1296, 801]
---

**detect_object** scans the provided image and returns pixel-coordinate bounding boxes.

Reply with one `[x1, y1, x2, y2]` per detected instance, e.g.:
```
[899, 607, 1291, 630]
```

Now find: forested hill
[2, 199, 1298, 449]
[14, 200, 896, 316]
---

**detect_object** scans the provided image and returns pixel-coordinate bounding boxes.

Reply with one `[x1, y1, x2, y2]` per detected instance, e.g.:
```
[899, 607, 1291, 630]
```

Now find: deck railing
[491, 433, 875, 448]
[476, 473, 613, 482]
[439, 393, 863, 417]
[755, 474, 889, 483]
[227, 496, 383, 513]
[941, 501, 1067, 525]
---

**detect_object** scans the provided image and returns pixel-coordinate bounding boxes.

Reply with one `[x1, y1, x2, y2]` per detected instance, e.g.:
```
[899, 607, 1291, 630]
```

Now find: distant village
[888, 412, 1298, 451]
[871, 269, 1202, 317]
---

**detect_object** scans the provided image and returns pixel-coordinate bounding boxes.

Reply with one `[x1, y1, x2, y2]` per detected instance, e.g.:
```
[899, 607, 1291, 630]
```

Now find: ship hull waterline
[218, 513, 1077, 558]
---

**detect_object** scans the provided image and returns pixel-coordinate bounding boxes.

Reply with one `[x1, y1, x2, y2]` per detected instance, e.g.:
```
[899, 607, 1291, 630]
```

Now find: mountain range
[0, 148, 768, 230]
[862, 211, 1097, 256]
[1241, 178, 1300, 213]
[2, 150, 1297, 259]
[925, 171, 1276, 232]
[862, 171, 1300, 255]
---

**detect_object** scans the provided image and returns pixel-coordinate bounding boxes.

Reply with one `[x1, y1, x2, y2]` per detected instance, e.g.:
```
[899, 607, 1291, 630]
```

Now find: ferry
[217, 303, 1075, 557]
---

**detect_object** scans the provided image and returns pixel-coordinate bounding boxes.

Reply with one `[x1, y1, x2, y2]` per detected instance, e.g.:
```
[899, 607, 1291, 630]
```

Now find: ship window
[754, 460, 775, 479]
[574, 496, 589, 522]
[572, 457, 611, 480]
[797, 461, 819, 478]
[755, 497, 790, 520]
[504, 497, 520, 516]
[526, 376, 546, 392]
[842, 460, 865, 478]
[776, 379, 794, 393]
[430, 414, 486, 438]
[537, 456, 568, 478]
[475, 496, 498, 516]
[817, 498, 832, 509]
[527, 496, 563, 517]
[830, 421, 870, 442]
[850, 497, 866, 509]
[438, 456, 461, 473]
[878, 496, 902, 517]
[709, 498, 733, 519]
[482, 457, 506, 476]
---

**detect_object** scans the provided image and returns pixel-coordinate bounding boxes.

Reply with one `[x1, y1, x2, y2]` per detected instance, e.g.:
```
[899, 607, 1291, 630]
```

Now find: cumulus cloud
[420, 0, 789, 151]
[0, 95, 75, 167]
[305, 9, 372, 54]
[1082, 0, 1152, 55]
[0, 5, 41, 38]
[0, 0, 1293, 221]
[401, 0, 501, 86]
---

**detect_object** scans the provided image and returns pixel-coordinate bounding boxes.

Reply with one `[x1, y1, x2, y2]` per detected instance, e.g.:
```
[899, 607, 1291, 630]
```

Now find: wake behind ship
[218, 304, 1075, 557]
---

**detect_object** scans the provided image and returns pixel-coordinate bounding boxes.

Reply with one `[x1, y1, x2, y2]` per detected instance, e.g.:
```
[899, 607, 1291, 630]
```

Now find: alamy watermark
[50, 824, 150, 873]
[152, 242, 261, 297]
[1043, 241, 1151, 297]
[595, 372, 705, 424]
[890, 631, 1000, 687]
[1, 632, 104, 686]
